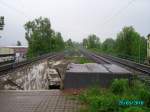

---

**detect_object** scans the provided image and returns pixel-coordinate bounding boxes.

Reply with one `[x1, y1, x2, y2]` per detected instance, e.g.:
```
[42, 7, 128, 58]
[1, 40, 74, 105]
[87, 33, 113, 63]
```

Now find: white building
[0, 46, 28, 62]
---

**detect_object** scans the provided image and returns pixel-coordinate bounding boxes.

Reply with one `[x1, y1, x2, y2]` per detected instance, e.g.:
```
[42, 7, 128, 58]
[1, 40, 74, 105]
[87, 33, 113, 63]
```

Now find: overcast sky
[0, 0, 150, 46]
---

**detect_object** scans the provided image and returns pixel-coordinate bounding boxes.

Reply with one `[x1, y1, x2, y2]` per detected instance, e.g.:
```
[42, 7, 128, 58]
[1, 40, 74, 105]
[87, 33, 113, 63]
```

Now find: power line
[101, 0, 136, 26]
[17, 0, 24, 8]
[0, 0, 29, 19]
[100, 0, 136, 31]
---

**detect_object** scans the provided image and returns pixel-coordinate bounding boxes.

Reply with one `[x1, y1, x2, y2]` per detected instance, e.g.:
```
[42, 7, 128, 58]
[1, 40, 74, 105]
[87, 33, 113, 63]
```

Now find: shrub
[123, 107, 145, 112]
[131, 80, 147, 93]
[131, 80, 150, 107]
[88, 93, 119, 112]
[137, 89, 150, 107]
[79, 88, 119, 112]
[87, 96, 101, 112]
[78, 87, 116, 111]
[111, 79, 129, 95]
[77, 79, 150, 112]
[78, 57, 92, 64]
[78, 86, 101, 104]
[99, 93, 119, 112]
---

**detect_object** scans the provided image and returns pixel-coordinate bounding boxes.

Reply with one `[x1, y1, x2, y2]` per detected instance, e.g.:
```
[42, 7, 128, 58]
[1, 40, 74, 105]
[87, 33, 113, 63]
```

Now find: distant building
[0, 46, 28, 62]
[0, 47, 14, 54]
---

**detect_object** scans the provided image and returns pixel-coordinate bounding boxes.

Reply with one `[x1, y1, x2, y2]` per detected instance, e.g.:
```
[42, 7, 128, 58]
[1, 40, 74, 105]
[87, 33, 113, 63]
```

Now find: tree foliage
[51, 32, 65, 51]
[83, 34, 101, 49]
[78, 79, 150, 112]
[82, 26, 147, 63]
[116, 27, 139, 56]
[65, 38, 74, 48]
[24, 17, 65, 58]
[16, 41, 22, 46]
[101, 38, 115, 54]
[115, 26, 147, 61]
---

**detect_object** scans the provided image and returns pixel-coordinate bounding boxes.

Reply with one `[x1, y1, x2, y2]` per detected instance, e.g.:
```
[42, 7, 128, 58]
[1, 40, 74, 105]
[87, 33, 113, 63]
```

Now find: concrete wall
[64, 72, 132, 88]
[0, 60, 50, 90]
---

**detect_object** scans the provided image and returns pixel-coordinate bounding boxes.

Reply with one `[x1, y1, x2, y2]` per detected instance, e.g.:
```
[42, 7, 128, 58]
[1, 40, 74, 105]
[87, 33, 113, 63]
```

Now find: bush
[77, 79, 150, 112]
[99, 94, 119, 112]
[130, 80, 150, 107]
[78, 86, 101, 104]
[79, 88, 119, 112]
[87, 96, 101, 112]
[88, 93, 119, 112]
[123, 107, 145, 112]
[111, 79, 129, 95]
[131, 80, 147, 93]
[137, 89, 150, 107]
[78, 57, 91, 64]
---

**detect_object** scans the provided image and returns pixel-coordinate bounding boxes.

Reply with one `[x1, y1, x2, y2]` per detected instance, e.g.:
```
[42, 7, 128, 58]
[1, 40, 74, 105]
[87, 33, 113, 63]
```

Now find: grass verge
[77, 79, 150, 112]
[65, 56, 93, 64]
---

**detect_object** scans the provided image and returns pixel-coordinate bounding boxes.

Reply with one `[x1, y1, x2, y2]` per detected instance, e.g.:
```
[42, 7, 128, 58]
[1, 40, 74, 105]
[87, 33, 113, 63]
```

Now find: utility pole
[139, 37, 141, 63]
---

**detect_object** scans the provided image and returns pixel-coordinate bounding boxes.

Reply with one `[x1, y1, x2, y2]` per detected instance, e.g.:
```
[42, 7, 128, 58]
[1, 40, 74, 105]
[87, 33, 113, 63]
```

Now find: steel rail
[80, 50, 111, 64]
[99, 54, 150, 75]
[81, 48, 150, 75]
[0, 53, 63, 75]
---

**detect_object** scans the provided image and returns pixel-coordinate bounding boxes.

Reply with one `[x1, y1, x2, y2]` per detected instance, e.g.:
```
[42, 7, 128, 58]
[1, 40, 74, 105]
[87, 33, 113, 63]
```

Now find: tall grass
[77, 79, 150, 112]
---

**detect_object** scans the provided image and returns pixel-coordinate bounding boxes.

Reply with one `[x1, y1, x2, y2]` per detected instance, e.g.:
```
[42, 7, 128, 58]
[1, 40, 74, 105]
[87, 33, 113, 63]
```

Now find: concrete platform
[64, 63, 132, 88]
[66, 63, 131, 74]
[0, 90, 80, 112]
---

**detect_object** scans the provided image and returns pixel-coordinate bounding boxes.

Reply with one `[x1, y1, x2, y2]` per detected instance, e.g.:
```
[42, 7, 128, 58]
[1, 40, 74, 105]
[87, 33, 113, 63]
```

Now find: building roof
[1, 46, 28, 48]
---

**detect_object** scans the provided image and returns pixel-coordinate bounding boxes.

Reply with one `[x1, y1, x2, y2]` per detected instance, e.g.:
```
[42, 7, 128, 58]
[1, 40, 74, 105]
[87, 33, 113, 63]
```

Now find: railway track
[81, 49, 150, 86]
[98, 53, 150, 86]
[81, 50, 110, 64]
[82, 49, 150, 75]
[98, 54, 150, 75]
[0, 53, 63, 75]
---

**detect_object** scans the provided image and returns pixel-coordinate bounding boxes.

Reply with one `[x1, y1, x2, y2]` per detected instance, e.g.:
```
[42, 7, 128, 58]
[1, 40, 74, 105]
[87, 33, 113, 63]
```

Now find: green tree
[88, 34, 101, 49]
[101, 38, 115, 54]
[66, 38, 74, 47]
[16, 41, 22, 46]
[82, 34, 101, 49]
[82, 26, 147, 63]
[139, 36, 147, 61]
[24, 17, 65, 58]
[52, 32, 65, 51]
[25, 17, 53, 58]
[115, 27, 139, 57]
[83, 38, 88, 48]
[114, 26, 147, 62]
